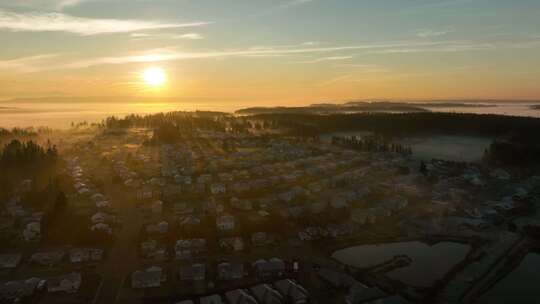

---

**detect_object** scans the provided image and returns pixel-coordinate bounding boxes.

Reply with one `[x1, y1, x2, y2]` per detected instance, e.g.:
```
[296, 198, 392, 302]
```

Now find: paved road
[93, 184, 143, 304]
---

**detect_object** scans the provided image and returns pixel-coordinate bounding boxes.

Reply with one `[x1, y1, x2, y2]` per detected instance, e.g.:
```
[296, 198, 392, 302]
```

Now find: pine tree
[420, 161, 428, 176]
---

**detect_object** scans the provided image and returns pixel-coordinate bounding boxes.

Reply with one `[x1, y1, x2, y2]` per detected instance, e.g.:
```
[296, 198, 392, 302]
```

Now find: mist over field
[1, 100, 540, 129]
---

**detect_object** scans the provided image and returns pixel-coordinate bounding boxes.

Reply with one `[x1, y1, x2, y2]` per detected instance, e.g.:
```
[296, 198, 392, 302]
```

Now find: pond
[332, 241, 470, 287]
[398, 135, 492, 163]
[478, 253, 540, 303]
[321, 133, 492, 163]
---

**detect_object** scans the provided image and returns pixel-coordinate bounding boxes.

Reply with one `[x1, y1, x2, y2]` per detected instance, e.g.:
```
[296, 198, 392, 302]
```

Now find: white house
[216, 214, 235, 231]
[23, 222, 41, 242]
[91, 223, 112, 234]
[91, 212, 113, 224]
[210, 183, 226, 195]
[219, 237, 244, 252]
[47, 273, 82, 293]
[0, 254, 22, 269]
[132, 267, 164, 288]
[179, 263, 206, 281]
[225, 289, 258, 304]
[200, 294, 224, 304]
[217, 262, 244, 281]
[273, 279, 309, 304]
[250, 284, 284, 304]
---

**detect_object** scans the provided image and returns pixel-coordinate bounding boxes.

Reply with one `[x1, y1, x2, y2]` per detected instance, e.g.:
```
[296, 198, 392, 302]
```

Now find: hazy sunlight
[142, 67, 166, 87]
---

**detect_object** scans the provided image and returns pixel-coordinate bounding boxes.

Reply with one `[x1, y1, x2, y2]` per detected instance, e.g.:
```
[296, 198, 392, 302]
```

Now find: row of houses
[131, 136, 370, 202]
[132, 258, 294, 289]
[2, 248, 104, 268]
[1, 181, 44, 242]
[141, 231, 276, 261]
[0, 273, 82, 302]
[175, 279, 308, 304]
[68, 158, 116, 235]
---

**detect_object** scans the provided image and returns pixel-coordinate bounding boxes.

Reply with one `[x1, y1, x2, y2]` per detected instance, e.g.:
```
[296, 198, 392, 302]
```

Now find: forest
[251, 112, 540, 138]
[0, 140, 59, 201]
[0, 139, 58, 169]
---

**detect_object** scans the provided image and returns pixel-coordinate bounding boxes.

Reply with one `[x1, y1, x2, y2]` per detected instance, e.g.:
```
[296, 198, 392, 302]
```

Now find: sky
[1, 0, 540, 105]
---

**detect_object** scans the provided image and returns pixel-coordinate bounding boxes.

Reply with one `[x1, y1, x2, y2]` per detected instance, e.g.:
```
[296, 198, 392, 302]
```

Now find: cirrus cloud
[0, 9, 210, 36]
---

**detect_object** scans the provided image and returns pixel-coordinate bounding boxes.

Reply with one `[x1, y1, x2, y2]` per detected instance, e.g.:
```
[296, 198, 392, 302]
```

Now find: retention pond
[332, 241, 470, 287]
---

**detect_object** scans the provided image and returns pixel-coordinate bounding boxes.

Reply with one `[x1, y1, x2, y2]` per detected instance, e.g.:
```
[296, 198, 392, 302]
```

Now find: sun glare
[142, 67, 166, 87]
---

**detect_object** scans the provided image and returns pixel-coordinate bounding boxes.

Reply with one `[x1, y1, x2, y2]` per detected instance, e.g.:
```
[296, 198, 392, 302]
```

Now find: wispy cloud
[334, 64, 390, 73]
[65, 41, 452, 68]
[5, 0, 101, 11]
[249, 41, 320, 51]
[82, 38, 540, 67]
[279, 0, 314, 9]
[294, 56, 354, 64]
[130, 32, 205, 40]
[0, 54, 60, 72]
[366, 43, 495, 54]
[398, 0, 474, 15]
[415, 28, 455, 38]
[0, 10, 209, 35]
[55, 0, 86, 9]
[178, 33, 204, 40]
[247, 0, 314, 18]
[7, 37, 540, 73]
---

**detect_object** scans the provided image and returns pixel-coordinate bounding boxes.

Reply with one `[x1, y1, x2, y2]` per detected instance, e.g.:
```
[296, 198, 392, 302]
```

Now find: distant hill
[235, 101, 517, 115]
[236, 102, 430, 115]
[343, 101, 498, 108]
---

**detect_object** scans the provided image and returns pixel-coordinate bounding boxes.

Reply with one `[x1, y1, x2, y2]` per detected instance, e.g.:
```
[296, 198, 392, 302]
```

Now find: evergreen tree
[420, 161, 428, 176]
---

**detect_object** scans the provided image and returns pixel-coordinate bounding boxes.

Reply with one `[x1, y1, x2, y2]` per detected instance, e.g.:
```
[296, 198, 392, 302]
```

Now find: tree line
[332, 135, 412, 155]
[103, 111, 229, 131]
[251, 112, 540, 138]
[483, 135, 540, 166]
[0, 139, 58, 169]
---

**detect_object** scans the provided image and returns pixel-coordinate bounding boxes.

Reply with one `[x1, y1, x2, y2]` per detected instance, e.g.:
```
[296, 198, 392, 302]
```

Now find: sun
[142, 67, 166, 87]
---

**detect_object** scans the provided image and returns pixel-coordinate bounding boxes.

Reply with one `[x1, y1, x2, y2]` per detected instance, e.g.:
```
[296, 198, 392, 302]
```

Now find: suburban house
[199, 294, 224, 304]
[69, 248, 103, 263]
[46, 273, 82, 293]
[0, 278, 43, 301]
[140, 239, 167, 260]
[225, 289, 258, 304]
[216, 214, 235, 231]
[0, 254, 22, 269]
[175, 239, 207, 259]
[251, 232, 272, 247]
[253, 258, 286, 279]
[132, 266, 165, 288]
[145, 221, 169, 235]
[30, 251, 65, 267]
[273, 279, 309, 304]
[217, 262, 245, 281]
[23, 221, 41, 242]
[174, 203, 195, 216]
[250, 284, 284, 304]
[91, 212, 114, 224]
[179, 263, 206, 281]
[179, 215, 201, 229]
[91, 222, 113, 234]
[219, 237, 244, 252]
[210, 183, 226, 195]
